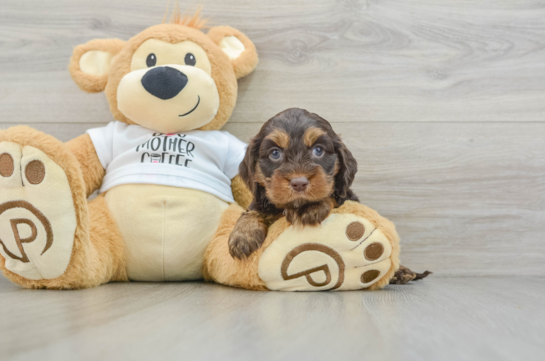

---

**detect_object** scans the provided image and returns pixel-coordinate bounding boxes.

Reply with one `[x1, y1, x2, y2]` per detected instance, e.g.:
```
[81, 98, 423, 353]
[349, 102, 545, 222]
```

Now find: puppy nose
[141, 66, 188, 100]
[290, 177, 309, 192]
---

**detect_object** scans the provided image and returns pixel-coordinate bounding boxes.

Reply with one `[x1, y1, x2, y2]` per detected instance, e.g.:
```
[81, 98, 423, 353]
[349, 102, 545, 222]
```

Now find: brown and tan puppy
[229, 108, 359, 259]
[228, 108, 430, 284]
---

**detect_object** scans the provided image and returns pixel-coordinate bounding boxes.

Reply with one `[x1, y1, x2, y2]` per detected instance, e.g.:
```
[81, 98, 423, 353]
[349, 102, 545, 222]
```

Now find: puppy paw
[228, 230, 266, 260]
[228, 213, 267, 260]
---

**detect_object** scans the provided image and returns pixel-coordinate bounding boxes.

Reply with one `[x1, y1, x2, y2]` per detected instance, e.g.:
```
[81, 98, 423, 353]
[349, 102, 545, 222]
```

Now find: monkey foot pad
[0, 141, 76, 280]
[258, 212, 395, 291]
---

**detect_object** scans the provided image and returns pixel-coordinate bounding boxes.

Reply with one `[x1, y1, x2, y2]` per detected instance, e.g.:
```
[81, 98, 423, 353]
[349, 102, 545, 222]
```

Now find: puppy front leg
[229, 211, 278, 259]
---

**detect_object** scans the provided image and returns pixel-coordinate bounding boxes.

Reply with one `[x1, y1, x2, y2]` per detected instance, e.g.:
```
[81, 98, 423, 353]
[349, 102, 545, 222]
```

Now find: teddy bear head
[68, 11, 258, 133]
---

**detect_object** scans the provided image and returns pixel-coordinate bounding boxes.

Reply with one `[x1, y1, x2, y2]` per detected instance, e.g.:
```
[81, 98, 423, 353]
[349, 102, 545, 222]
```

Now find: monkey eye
[312, 146, 324, 157]
[269, 148, 282, 161]
[185, 53, 196, 66]
[146, 53, 157, 67]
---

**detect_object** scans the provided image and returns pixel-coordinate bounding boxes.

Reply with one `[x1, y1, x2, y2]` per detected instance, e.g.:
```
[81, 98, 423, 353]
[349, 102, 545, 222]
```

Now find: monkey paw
[258, 204, 398, 291]
[0, 140, 77, 280]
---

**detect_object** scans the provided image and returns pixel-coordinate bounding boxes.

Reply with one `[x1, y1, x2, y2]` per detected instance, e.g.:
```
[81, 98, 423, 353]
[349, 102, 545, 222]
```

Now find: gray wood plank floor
[1, 276, 544, 361]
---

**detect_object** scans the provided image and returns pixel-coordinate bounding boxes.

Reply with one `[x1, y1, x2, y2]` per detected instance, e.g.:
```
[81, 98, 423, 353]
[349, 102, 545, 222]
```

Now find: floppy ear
[238, 137, 258, 194]
[207, 26, 258, 79]
[68, 38, 125, 93]
[333, 137, 358, 201]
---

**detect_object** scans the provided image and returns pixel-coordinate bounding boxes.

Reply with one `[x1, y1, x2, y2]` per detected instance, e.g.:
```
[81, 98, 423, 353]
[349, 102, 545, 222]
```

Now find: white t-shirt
[87, 121, 247, 203]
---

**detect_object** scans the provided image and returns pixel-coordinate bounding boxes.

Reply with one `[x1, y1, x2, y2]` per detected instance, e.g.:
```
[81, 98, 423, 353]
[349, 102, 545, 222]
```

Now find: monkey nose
[141, 66, 188, 100]
[290, 177, 309, 192]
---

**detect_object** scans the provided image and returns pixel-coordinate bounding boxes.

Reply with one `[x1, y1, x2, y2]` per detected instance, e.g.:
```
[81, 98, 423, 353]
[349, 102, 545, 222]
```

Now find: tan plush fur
[230, 174, 253, 209]
[81, 193, 128, 286]
[203, 201, 399, 290]
[65, 134, 105, 197]
[166, 6, 208, 29]
[207, 26, 259, 79]
[0, 127, 127, 289]
[68, 39, 126, 93]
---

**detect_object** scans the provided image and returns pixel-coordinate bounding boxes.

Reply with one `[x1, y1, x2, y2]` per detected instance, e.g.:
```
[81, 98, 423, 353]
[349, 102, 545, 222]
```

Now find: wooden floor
[1, 276, 544, 361]
[1, 0, 544, 359]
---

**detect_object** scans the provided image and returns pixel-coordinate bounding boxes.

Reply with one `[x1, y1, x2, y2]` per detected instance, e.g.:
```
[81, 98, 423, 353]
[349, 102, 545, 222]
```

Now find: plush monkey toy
[0, 10, 400, 291]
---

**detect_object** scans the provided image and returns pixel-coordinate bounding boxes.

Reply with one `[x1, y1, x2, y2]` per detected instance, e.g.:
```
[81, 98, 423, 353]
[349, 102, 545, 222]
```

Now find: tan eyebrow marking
[265, 128, 290, 148]
[303, 127, 326, 147]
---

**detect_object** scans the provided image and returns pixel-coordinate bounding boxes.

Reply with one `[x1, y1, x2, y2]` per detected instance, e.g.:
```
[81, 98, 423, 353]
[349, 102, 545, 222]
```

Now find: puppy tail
[389, 265, 432, 285]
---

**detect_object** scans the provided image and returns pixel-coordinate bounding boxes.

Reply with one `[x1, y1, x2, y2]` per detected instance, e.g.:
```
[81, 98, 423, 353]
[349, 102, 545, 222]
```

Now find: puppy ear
[68, 38, 125, 93]
[333, 137, 358, 200]
[207, 26, 258, 79]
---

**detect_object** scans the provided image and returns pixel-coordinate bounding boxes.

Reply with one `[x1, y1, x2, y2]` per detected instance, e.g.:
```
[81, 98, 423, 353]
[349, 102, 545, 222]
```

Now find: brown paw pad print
[25, 160, 46, 185]
[346, 221, 365, 241]
[0, 153, 14, 177]
[364, 242, 384, 261]
[281, 244, 345, 290]
[361, 269, 381, 283]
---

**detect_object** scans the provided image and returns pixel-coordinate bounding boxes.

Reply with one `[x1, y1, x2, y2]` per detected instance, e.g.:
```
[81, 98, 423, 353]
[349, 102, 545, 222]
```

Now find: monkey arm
[65, 134, 105, 198]
[230, 174, 252, 209]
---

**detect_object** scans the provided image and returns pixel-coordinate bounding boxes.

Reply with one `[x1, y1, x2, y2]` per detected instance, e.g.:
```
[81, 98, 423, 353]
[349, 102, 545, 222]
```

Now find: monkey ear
[68, 38, 125, 93]
[207, 26, 258, 79]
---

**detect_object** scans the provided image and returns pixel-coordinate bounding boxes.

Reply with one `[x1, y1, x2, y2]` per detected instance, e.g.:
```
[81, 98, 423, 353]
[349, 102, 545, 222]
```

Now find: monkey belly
[104, 184, 229, 281]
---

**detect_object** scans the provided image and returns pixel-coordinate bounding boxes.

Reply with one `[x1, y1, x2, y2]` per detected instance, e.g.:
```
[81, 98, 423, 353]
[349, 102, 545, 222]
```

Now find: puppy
[229, 108, 431, 285]
[229, 108, 358, 259]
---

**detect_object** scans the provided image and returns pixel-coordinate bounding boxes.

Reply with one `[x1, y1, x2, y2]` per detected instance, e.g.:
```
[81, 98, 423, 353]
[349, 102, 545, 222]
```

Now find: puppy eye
[313, 146, 324, 157]
[269, 149, 282, 161]
[146, 53, 157, 67]
[185, 53, 196, 66]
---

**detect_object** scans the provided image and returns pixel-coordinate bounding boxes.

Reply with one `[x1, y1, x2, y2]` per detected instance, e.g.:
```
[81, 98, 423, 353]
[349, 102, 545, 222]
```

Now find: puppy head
[240, 108, 358, 209]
